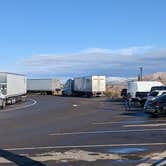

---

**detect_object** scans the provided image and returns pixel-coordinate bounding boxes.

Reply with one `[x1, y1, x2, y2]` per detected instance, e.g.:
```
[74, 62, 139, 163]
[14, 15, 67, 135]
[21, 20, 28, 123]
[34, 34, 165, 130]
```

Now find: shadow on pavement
[121, 111, 147, 117]
[103, 98, 124, 102]
[0, 148, 46, 166]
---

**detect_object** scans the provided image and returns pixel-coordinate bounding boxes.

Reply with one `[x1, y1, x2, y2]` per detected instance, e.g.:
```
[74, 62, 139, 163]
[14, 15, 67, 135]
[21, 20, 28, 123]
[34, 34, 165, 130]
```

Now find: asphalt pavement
[0, 95, 166, 166]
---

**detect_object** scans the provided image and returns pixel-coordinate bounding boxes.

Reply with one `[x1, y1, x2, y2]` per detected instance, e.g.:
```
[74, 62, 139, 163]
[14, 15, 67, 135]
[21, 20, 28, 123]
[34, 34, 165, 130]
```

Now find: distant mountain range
[106, 76, 136, 85]
[106, 72, 166, 85]
[143, 72, 166, 85]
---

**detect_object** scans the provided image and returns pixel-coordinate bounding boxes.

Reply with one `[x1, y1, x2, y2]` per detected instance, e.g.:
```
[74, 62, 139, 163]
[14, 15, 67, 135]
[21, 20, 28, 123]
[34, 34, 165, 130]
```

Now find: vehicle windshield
[151, 86, 166, 92]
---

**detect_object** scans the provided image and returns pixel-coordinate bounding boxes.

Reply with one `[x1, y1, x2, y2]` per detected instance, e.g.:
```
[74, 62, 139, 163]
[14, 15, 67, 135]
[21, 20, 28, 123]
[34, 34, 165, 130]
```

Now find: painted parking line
[1, 99, 37, 112]
[92, 120, 146, 125]
[92, 120, 166, 125]
[124, 123, 166, 128]
[0, 158, 12, 164]
[5, 142, 166, 151]
[49, 128, 166, 136]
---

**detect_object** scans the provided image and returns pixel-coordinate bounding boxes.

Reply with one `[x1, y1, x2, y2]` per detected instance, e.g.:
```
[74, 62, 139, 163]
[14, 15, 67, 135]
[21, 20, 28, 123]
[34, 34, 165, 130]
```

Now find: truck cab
[62, 79, 74, 96]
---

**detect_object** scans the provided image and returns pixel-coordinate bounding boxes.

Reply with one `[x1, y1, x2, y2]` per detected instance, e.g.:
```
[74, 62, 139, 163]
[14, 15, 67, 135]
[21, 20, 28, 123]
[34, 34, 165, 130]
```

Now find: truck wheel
[2, 100, 6, 109]
[21, 96, 27, 102]
[140, 101, 145, 107]
[12, 98, 16, 104]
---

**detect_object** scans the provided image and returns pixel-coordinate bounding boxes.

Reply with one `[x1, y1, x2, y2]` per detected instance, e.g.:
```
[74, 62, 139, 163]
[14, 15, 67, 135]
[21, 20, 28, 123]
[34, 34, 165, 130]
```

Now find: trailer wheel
[11, 98, 16, 104]
[2, 100, 6, 109]
[21, 96, 27, 102]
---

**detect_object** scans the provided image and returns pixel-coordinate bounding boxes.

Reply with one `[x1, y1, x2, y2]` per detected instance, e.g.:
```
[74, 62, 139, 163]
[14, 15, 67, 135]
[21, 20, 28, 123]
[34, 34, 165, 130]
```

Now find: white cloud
[20, 46, 166, 78]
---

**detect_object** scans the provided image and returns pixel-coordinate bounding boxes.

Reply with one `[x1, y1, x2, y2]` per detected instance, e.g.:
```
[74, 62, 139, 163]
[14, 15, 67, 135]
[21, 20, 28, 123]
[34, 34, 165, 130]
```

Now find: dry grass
[105, 84, 126, 97]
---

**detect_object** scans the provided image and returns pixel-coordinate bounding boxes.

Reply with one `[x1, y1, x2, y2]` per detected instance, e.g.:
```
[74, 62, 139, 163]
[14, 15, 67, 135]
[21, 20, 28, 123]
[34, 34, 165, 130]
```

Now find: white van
[128, 81, 163, 104]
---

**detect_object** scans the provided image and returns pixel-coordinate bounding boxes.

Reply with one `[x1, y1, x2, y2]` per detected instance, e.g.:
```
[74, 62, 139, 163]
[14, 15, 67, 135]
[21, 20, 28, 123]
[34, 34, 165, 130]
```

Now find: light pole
[140, 67, 143, 81]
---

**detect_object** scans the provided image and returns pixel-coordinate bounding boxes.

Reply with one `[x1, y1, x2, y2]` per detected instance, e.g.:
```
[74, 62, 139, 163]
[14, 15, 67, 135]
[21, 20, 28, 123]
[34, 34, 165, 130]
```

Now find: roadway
[0, 95, 166, 166]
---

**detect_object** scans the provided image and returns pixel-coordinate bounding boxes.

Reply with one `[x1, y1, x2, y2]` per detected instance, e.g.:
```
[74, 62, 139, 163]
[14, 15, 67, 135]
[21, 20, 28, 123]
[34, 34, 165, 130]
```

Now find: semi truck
[27, 79, 62, 95]
[62, 79, 74, 96]
[128, 81, 164, 105]
[0, 72, 27, 109]
[63, 76, 106, 97]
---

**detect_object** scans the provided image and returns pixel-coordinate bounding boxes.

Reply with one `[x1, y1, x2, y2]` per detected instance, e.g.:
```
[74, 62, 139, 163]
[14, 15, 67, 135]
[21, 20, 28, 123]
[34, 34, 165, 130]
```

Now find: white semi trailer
[27, 79, 62, 95]
[63, 76, 106, 97]
[0, 72, 27, 109]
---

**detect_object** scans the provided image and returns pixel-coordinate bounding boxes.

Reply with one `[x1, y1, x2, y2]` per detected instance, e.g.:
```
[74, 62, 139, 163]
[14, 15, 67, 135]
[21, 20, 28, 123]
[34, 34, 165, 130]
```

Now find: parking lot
[0, 95, 166, 166]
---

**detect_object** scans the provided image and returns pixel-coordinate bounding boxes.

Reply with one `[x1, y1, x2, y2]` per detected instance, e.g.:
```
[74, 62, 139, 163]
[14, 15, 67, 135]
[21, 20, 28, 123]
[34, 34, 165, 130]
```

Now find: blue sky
[0, 0, 166, 78]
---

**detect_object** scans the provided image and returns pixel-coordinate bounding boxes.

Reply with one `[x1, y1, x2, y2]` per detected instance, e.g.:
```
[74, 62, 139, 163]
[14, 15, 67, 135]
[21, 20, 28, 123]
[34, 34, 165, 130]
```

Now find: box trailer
[63, 76, 106, 97]
[0, 72, 27, 108]
[73, 76, 106, 96]
[27, 79, 62, 95]
[128, 81, 164, 104]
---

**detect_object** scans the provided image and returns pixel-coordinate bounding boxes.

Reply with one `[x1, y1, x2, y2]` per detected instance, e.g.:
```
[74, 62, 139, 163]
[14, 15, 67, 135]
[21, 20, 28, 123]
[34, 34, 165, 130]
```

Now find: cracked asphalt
[0, 95, 166, 166]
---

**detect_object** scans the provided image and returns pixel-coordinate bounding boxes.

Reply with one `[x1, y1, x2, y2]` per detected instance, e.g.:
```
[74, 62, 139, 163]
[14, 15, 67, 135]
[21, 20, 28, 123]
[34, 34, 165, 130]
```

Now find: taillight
[155, 102, 161, 107]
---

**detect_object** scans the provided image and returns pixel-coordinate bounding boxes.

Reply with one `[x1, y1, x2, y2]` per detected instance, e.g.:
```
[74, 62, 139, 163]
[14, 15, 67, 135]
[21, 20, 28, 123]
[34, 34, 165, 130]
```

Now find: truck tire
[21, 96, 27, 102]
[11, 98, 16, 104]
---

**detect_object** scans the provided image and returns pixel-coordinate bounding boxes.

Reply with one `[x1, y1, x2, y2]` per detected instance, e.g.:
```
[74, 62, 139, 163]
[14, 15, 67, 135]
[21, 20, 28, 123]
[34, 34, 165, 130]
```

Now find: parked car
[144, 94, 166, 116]
[150, 86, 166, 93]
[146, 90, 166, 102]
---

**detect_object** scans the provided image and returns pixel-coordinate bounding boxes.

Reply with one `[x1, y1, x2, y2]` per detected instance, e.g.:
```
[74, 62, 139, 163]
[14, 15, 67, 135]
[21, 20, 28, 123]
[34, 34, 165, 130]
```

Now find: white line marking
[92, 121, 141, 125]
[1, 99, 37, 112]
[5, 142, 166, 151]
[72, 104, 80, 107]
[124, 123, 166, 128]
[92, 120, 166, 125]
[49, 128, 166, 136]
[92, 121, 125, 125]
[137, 164, 150, 166]
[0, 158, 12, 164]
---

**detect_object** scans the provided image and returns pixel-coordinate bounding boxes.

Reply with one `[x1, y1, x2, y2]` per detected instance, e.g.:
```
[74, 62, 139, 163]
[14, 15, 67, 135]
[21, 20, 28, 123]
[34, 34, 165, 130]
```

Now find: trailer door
[92, 76, 106, 92]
